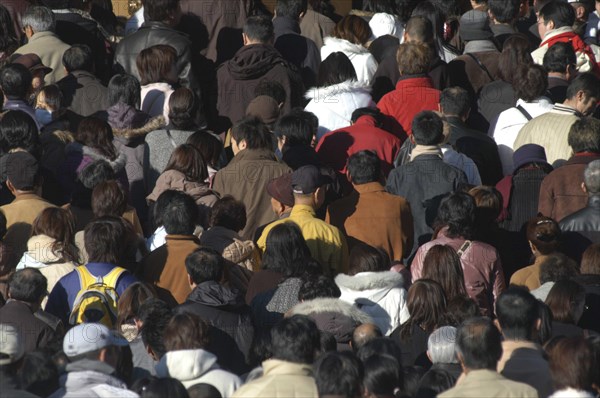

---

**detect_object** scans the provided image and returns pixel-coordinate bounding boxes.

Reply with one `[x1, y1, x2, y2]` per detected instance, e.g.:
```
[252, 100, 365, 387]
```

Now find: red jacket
[377, 75, 441, 136]
[315, 115, 402, 177]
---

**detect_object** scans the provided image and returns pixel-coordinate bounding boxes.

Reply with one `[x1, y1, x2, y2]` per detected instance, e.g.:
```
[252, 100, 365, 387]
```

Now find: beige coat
[15, 31, 70, 84]
[439, 369, 539, 398]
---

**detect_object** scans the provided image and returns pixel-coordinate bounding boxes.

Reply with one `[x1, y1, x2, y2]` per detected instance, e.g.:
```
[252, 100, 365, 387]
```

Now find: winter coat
[300, 8, 335, 49]
[477, 80, 518, 125]
[335, 271, 409, 336]
[0, 300, 56, 355]
[532, 26, 600, 73]
[560, 195, 600, 261]
[57, 70, 109, 117]
[304, 79, 375, 141]
[14, 31, 70, 84]
[321, 36, 378, 85]
[251, 277, 303, 332]
[156, 349, 242, 397]
[200, 226, 259, 271]
[289, 297, 373, 350]
[144, 128, 196, 191]
[447, 49, 500, 100]
[140, 82, 174, 121]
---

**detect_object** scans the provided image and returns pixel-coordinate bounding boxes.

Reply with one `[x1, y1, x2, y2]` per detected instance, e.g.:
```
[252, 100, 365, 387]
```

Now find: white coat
[321, 36, 378, 85]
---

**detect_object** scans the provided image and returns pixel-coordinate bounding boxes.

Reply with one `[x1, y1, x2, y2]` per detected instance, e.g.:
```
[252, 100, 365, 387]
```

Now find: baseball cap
[246, 95, 281, 126]
[12, 53, 52, 75]
[0, 324, 24, 365]
[291, 165, 332, 195]
[267, 172, 294, 207]
[6, 152, 40, 190]
[63, 323, 128, 357]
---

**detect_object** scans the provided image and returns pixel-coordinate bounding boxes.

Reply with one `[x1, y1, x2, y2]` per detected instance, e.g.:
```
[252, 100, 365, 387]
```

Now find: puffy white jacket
[321, 36, 378, 85]
[304, 79, 375, 140]
[335, 271, 409, 336]
[140, 82, 174, 122]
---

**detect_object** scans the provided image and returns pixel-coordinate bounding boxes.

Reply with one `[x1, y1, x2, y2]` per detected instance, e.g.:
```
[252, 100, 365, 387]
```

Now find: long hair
[164, 144, 208, 183]
[262, 223, 313, 278]
[76, 117, 118, 160]
[399, 279, 447, 341]
[422, 245, 467, 302]
[31, 207, 80, 264]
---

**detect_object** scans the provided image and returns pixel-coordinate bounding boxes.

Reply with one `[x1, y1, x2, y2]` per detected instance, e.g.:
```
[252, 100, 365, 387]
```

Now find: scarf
[410, 145, 443, 161]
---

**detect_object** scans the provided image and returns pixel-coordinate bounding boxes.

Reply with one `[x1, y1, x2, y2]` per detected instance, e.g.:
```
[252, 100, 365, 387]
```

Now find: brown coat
[448, 50, 500, 98]
[300, 8, 336, 50]
[326, 182, 414, 261]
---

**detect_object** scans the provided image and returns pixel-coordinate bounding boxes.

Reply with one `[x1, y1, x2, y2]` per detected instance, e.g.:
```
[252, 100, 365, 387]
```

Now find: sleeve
[115, 271, 138, 297]
[44, 278, 71, 326]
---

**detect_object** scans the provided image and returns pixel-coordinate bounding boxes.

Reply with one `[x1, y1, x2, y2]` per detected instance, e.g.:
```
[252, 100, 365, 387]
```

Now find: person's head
[243, 15, 274, 45]
[362, 354, 403, 397]
[581, 243, 600, 275]
[72, 160, 114, 208]
[132, 377, 190, 398]
[584, 160, 600, 195]
[459, 9, 494, 42]
[267, 173, 294, 216]
[5, 151, 41, 194]
[545, 279, 586, 324]
[440, 87, 471, 119]
[347, 243, 390, 276]
[488, 0, 520, 23]
[543, 41, 577, 79]
[495, 287, 540, 341]
[271, 315, 321, 364]
[158, 190, 198, 235]
[209, 196, 246, 232]
[314, 351, 363, 398]
[168, 87, 198, 131]
[565, 72, 600, 117]
[422, 244, 467, 302]
[397, 41, 431, 76]
[316, 52, 357, 88]
[62, 44, 93, 73]
[351, 324, 383, 352]
[136, 44, 177, 86]
[411, 110, 444, 145]
[455, 317, 502, 371]
[230, 117, 272, 155]
[411, 1, 444, 49]
[163, 312, 210, 351]
[291, 165, 330, 209]
[84, 216, 129, 264]
[21, 6, 55, 36]
[35, 84, 62, 112]
[526, 215, 561, 255]
[31, 207, 79, 264]
[347, 150, 382, 186]
[262, 222, 313, 277]
[7, 268, 47, 306]
[548, 337, 598, 392]
[436, 192, 477, 240]
[254, 80, 286, 108]
[0, 4, 17, 46]
[538, 0, 576, 38]
[569, 117, 600, 154]
[275, 0, 308, 20]
[144, 0, 181, 25]
[513, 64, 548, 102]
[538, 253, 579, 284]
[246, 95, 280, 129]
[187, 383, 222, 398]
[116, 282, 157, 331]
[427, 326, 458, 364]
[297, 275, 340, 301]
[469, 185, 503, 227]
[13, 53, 50, 91]
[186, 130, 222, 168]
[19, 350, 59, 397]
[332, 15, 372, 46]
[108, 74, 141, 108]
[446, 296, 481, 326]
[62, 323, 128, 368]
[76, 117, 117, 160]
[164, 144, 208, 183]
[357, 336, 403, 364]
[497, 33, 533, 83]
[185, 247, 224, 288]
[401, 279, 447, 340]
[0, 63, 32, 100]
[274, 112, 314, 152]
[0, 110, 38, 154]
[139, 299, 172, 360]
[91, 180, 128, 218]
[404, 16, 434, 44]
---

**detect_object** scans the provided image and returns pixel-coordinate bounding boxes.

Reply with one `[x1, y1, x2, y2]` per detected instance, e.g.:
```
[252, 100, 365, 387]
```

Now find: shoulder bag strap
[516, 105, 533, 121]
[456, 240, 472, 258]
[466, 53, 494, 82]
[165, 129, 178, 149]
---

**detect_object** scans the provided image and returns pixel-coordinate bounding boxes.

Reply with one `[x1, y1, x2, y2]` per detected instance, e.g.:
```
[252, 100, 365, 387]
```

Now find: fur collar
[112, 115, 166, 140]
[52, 130, 75, 144]
[324, 36, 371, 55]
[335, 271, 404, 291]
[304, 79, 372, 100]
[290, 298, 373, 324]
[65, 142, 127, 172]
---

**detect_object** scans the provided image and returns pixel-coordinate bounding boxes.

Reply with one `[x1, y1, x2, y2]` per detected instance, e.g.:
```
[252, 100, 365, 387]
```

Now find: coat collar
[335, 271, 404, 291]
[395, 75, 434, 89]
[290, 297, 373, 324]
[565, 153, 600, 166]
[290, 204, 317, 217]
[231, 148, 279, 164]
[353, 181, 386, 194]
[262, 359, 314, 377]
[273, 16, 301, 36]
[304, 79, 371, 100]
[588, 195, 600, 208]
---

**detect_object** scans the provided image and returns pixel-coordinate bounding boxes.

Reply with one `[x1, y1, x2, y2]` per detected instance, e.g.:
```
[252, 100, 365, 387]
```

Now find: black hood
[226, 44, 287, 80]
[186, 281, 246, 310]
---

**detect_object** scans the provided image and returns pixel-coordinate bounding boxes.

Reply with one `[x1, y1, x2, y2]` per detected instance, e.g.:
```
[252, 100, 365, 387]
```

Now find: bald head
[351, 323, 382, 352]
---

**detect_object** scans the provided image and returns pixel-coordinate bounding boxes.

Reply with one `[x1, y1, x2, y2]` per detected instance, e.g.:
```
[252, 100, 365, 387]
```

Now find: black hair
[347, 150, 381, 185]
[566, 72, 600, 102]
[539, 0, 576, 29]
[158, 190, 198, 235]
[8, 268, 47, 303]
[350, 107, 384, 126]
[187, 383, 222, 398]
[132, 377, 189, 398]
[262, 222, 313, 277]
[543, 42, 577, 73]
[362, 354, 403, 397]
[270, 315, 321, 364]
[108, 74, 141, 107]
[568, 116, 600, 154]
[145, 0, 180, 22]
[362, 0, 397, 13]
[231, 117, 272, 151]
[314, 351, 364, 398]
[456, 317, 503, 370]
[446, 296, 480, 326]
[412, 111, 444, 145]
[436, 192, 477, 240]
[274, 112, 313, 147]
[317, 52, 357, 87]
[488, 0, 520, 23]
[185, 247, 224, 285]
[536, 300, 553, 345]
[514, 64, 548, 102]
[139, 298, 173, 360]
[62, 44, 93, 72]
[298, 275, 341, 301]
[243, 15, 274, 43]
[19, 350, 59, 397]
[71, 160, 114, 208]
[275, 0, 308, 19]
[0, 110, 39, 154]
[440, 87, 470, 118]
[357, 337, 404, 365]
[496, 287, 540, 341]
[83, 216, 128, 264]
[209, 195, 246, 231]
[254, 80, 286, 106]
[416, 368, 456, 398]
[0, 63, 32, 99]
[248, 329, 273, 368]
[0, 4, 18, 57]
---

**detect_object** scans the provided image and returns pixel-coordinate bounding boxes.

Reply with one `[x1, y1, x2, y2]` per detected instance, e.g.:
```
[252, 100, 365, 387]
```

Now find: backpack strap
[516, 105, 533, 121]
[75, 266, 101, 288]
[456, 240, 472, 257]
[165, 129, 178, 149]
[466, 53, 494, 82]
[101, 267, 126, 289]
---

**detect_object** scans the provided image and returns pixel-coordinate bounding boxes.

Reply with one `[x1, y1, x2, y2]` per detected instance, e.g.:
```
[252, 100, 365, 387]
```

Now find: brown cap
[12, 53, 52, 75]
[267, 172, 294, 207]
[246, 95, 280, 126]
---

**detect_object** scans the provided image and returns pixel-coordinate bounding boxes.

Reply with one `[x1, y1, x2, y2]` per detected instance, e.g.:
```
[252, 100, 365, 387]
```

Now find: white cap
[0, 324, 24, 365]
[63, 323, 128, 357]
[369, 13, 398, 39]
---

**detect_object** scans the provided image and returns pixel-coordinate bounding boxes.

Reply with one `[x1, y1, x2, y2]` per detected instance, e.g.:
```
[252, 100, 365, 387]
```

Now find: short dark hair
[348, 242, 389, 275]
[298, 275, 341, 301]
[270, 315, 321, 364]
[412, 111, 444, 145]
[91, 180, 128, 218]
[456, 317, 503, 370]
[243, 16, 274, 43]
[314, 351, 364, 398]
[488, 0, 520, 23]
[187, 130, 223, 167]
[108, 74, 141, 107]
[209, 196, 246, 231]
[440, 87, 470, 118]
[274, 112, 314, 147]
[568, 117, 600, 154]
[566, 72, 600, 102]
[275, 0, 308, 19]
[437, 192, 476, 240]
[513, 64, 548, 102]
[136, 44, 177, 86]
[145, 0, 180, 22]
[405, 16, 434, 44]
[362, 354, 403, 396]
[254, 80, 287, 106]
[350, 107, 384, 125]
[8, 268, 47, 303]
[62, 44, 93, 72]
[231, 117, 272, 150]
[158, 190, 198, 235]
[317, 52, 357, 87]
[84, 216, 128, 264]
[543, 42, 577, 73]
[185, 247, 224, 285]
[0, 110, 39, 154]
[347, 150, 381, 185]
[496, 287, 539, 341]
[539, 0, 576, 29]
[187, 383, 222, 398]
[0, 63, 32, 99]
[139, 298, 173, 359]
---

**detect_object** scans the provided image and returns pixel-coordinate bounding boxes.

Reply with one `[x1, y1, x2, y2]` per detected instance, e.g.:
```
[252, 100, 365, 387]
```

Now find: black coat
[560, 195, 600, 262]
[0, 300, 56, 355]
[573, 274, 600, 333]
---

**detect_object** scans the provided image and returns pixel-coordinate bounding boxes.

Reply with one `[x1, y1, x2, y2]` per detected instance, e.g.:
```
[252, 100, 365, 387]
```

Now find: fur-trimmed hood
[323, 36, 371, 55]
[335, 271, 404, 292]
[64, 142, 127, 173]
[305, 79, 372, 101]
[113, 115, 166, 142]
[290, 297, 373, 324]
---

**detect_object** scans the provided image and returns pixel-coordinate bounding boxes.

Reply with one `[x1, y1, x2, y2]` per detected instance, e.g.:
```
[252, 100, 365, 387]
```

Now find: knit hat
[513, 144, 549, 172]
[246, 95, 281, 126]
[459, 10, 494, 41]
[0, 324, 24, 365]
[291, 165, 332, 194]
[12, 53, 52, 75]
[369, 13, 399, 39]
[267, 173, 294, 207]
[63, 323, 128, 357]
[6, 152, 39, 190]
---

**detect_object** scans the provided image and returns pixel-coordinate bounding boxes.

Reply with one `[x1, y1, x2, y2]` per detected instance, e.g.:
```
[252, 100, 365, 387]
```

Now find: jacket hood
[107, 102, 152, 132]
[290, 297, 373, 324]
[187, 281, 246, 310]
[65, 142, 127, 173]
[25, 234, 62, 264]
[155, 349, 219, 381]
[335, 271, 405, 302]
[113, 115, 166, 143]
[226, 44, 288, 80]
[323, 36, 370, 55]
[305, 79, 371, 100]
[62, 359, 125, 392]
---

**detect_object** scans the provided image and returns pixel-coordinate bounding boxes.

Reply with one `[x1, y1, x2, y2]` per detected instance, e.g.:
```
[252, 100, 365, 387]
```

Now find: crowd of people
[0, 0, 600, 397]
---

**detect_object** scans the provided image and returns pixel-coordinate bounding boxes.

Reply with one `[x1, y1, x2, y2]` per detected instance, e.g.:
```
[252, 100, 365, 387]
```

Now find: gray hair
[584, 160, 600, 194]
[427, 326, 458, 364]
[22, 6, 55, 33]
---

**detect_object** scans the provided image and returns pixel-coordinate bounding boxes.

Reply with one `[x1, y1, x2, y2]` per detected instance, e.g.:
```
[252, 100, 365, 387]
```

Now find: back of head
[411, 110, 444, 145]
[62, 44, 93, 73]
[8, 268, 47, 304]
[91, 180, 128, 218]
[314, 351, 363, 398]
[185, 247, 224, 285]
[496, 287, 539, 341]
[405, 16, 434, 44]
[298, 275, 340, 301]
[139, 298, 172, 359]
[188, 383, 223, 398]
[581, 243, 600, 275]
[108, 74, 141, 108]
[350, 107, 384, 125]
[333, 15, 372, 46]
[456, 317, 502, 370]
[362, 354, 403, 397]
[20, 350, 59, 397]
[513, 64, 548, 102]
[543, 42, 577, 73]
[440, 87, 470, 118]
[351, 324, 383, 352]
[158, 190, 198, 235]
[498, 34, 533, 83]
[348, 242, 390, 275]
[566, 72, 600, 102]
[548, 337, 598, 392]
[116, 282, 157, 331]
[262, 222, 312, 276]
[134, 377, 189, 398]
[164, 144, 208, 183]
[469, 185, 503, 225]
[276, 0, 308, 20]
[404, 279, 447, 336]
[186, 130, 223, 168]
[427, 326, 458, 364]
[526, 215, 561, 255]
[76, 117, 116, 160]
[538, 253, 579, 284]
[274, 112, 314, 147]
[539, 1, 575, 29]
[545, 279, 586, 323]
[317, 52, 357, 87]
[0, 110, 39, 153]
[446, 296, 480, 326]
[209, 195, 246, 232]
[136, 45, 177, 86]
[32, 207, 79, 263]
[488, 0, 520, 23]
[231, 117, 272, 151]
[422, 244, 466, 302]
[347, 150, 381, 185]
[254, 80, 287, 106]
[83, 216, 127, 264]
[271, 315, 321, 364]
[584, 159, 600, 194]
[243, 15, 274, 44]
[0, 63, 32, 99]
[568, 117, 600, 154]
[397, 41, 431, 76]
[437, 192, 477, 239]
[163, 312, 210, 352]
[144, 0, 180, 23]
[22, 5, 55, 33]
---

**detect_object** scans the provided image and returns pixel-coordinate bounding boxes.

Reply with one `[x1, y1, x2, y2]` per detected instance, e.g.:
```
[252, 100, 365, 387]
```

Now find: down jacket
[321, 36, 378, 85]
